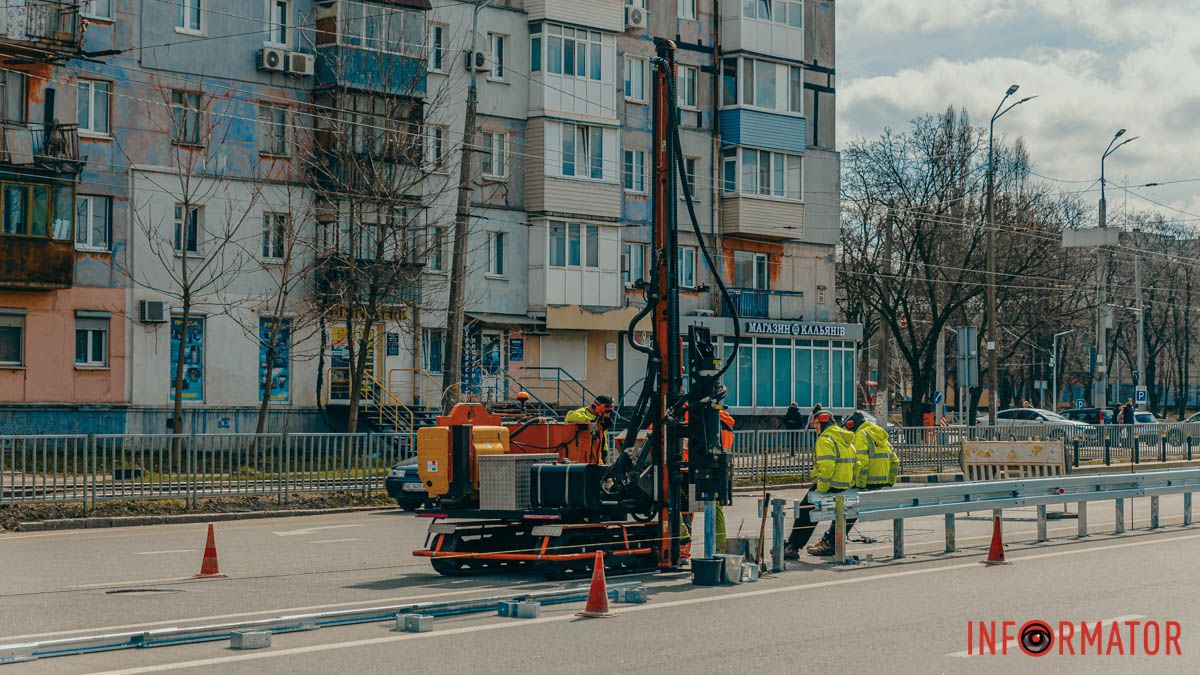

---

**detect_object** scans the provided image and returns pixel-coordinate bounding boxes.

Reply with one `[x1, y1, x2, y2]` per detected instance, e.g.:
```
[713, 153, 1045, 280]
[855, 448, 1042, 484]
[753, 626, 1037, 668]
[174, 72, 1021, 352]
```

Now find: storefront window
[841, 349, 856, 408]
[774, 344, 791, 406]
[794, 343, 812, 407]
[737, 341, 753, 407]
[755, 341, 773, 407]
[812, 345, 829, 409]
[831, 347, 844, 409]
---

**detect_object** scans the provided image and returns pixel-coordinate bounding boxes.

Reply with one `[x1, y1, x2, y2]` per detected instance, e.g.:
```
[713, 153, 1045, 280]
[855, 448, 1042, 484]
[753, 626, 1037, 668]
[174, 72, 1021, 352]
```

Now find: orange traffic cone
[576, 551, 615, 618]
[981, 515, 1011, 566]
[194, 524, 226, 578]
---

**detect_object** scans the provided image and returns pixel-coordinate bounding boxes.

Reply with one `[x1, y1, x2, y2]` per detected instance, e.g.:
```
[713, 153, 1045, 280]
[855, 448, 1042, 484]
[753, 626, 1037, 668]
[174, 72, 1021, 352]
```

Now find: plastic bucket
[691, 558, 724, 586]
[715, 554, 744, 584]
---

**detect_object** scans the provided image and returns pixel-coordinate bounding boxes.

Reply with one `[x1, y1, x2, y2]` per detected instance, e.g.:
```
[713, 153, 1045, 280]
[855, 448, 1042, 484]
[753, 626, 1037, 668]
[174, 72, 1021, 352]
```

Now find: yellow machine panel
[417, 426, 451, 497]
[470, 426, 509, 491]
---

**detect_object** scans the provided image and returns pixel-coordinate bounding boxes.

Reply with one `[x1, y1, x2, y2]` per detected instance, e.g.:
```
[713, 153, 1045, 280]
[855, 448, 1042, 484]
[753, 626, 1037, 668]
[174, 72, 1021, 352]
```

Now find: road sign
[1136, 386, 1148, 403]
[1034, 380, 1048, 390]
[955, 328, 979, 388]
[1075, 399, 1086, 409]
[933, 390, 943, 404]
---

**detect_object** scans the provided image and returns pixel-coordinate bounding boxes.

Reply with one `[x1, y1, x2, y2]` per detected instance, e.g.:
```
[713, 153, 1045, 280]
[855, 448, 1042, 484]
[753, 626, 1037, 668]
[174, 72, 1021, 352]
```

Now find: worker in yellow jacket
[844, 411, 900, 489]
[565, 394, 615, 462]
[784, 410, 863, 558]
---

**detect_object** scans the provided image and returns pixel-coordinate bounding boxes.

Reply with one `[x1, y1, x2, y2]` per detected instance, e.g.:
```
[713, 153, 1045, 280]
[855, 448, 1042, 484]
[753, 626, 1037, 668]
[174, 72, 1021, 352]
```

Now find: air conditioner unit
[257, 47, 287, 72]
[287, 52, 314, 76]
[688, 309, 715, 317]
[625, 6, 647, 30]
[464, 50, 491, 72]
[139, 300, 170, 323]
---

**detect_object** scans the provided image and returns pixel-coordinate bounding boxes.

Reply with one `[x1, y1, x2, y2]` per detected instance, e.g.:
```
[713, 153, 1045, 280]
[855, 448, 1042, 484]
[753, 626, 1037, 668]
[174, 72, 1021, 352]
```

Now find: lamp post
[985, 85, 1037, 423]
[1051, 329, 1074, 412]
[1094, 129, 1138, 409]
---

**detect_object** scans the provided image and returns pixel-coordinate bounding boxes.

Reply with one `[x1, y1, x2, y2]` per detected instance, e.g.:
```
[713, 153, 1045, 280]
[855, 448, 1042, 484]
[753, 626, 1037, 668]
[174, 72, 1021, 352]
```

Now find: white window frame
[730, 148, 803, 201]
[170, 90, 203, 146]
[176, 0, 204, 35]
[679, 0, 697, 20]
[681, 156, 698, 201]
[427, 226, 445, 272]
[677, 65, 698, 109]
[337, 1, 425, 58]
[542, 24, 609, 83]
[743, 0, 803, 27]
[75, 317, 109, 367]
[75, 194, 111, 252]
[623, 149, 646, 194]
[426, 124, 447, 170]
[559, 122, 606, 181]
[734, 250, 770, 290]
[677, 246, 697, 288]
[262, 212, 288, 261]
[0, 314, 24, 367]
[481, 131, 508, 179]
[488, 231, 506, 277]
[257, 103, 289, 156]
[265, 0, 291, 47]
[622, 241, 648, 287]
[548, 220, 606, 270]
[722, 57, 803, 115]
[429, 23, 446, 73]
[77, 79, 110, 136]
[422, 328, 445, 373]
[83, 0, 113, 21]
[488, 33, 508, 81]
[623, 56, 647, 102]
[173, 204, 201, 254]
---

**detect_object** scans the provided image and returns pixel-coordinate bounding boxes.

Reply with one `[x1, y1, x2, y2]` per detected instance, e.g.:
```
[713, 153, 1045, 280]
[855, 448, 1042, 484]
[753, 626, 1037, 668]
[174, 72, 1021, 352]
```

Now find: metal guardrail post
[1133, 433, 1140, 464]
[770, 499, 785, 572]
[84, 433, 95, 513]
[1077, 501, 1088, 537]
[1103, 428, 1111, 465]
[1150, 495, 1160, 529]
[892, 519, 904, 559]
[1189, 435, 1195, 461]
[833, 495, 846, 564]
[1114, 499, 1125, 534]
[363, 434, 371, 498]
[278, 431, 287, 505]
[1036, 505, 1048, 542]
[1072, 440, 1080, 469]
[944, 513, 956, 552]
[1185, 493, 1193, 526]
[1160, 434, 1167, 464]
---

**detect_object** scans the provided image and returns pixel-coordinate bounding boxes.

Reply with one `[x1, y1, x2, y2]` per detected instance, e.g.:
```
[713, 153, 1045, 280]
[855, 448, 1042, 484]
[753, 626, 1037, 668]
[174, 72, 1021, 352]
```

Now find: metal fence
[0, 432, 416, 507]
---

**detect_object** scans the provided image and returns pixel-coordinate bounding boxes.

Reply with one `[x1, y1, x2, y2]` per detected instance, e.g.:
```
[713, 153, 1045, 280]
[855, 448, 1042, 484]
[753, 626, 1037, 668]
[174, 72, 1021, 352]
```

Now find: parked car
[1061, 408, 1115, 425]
[978, 408, 1092, 439]
[385, 458, 427, 511]
[1186, 411, 1200, 425]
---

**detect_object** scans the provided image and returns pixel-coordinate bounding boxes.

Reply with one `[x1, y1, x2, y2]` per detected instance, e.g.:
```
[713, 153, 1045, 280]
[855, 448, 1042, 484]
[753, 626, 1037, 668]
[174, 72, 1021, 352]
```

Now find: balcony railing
[722, 288, 805, 320]
[1, 1, 83, 52]
[0, 123, 81, 168]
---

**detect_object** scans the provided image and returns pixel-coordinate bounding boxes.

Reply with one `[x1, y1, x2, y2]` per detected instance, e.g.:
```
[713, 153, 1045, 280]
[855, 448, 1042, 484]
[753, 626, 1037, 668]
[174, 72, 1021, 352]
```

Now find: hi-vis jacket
[813, 425, 861, 492]
[852, 421, 900, 488]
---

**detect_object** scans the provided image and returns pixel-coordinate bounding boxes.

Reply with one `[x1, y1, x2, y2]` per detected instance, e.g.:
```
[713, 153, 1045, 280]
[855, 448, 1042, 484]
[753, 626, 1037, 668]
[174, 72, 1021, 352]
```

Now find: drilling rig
[412, 39, 740, 578]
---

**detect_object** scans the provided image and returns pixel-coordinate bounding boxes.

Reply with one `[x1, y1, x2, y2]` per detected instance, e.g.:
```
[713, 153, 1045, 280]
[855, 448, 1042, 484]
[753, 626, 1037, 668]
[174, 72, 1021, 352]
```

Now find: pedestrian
[783, 409, 862, 559]
[1022, 399, 1033, 409]
[1123, 398, 1137, 448]
[844, 411, 900, 490]
[781, 402, 806, 430]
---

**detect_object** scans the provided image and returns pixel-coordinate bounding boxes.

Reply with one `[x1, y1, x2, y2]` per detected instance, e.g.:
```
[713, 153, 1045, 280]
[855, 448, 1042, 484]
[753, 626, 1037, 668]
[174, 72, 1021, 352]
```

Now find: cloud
[838, 0, 1200, 223]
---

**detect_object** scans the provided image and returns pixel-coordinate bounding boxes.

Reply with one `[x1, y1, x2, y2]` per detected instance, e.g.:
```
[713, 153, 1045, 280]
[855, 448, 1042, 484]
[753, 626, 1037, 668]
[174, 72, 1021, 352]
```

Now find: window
[0, 70, 26, 124]
[488, 231, 506, 276]
[549, 221, 605, 269]
[542, 25, 609, 82]
[567, 223, 581, 266]
[722, 57, 801, 114]
[585, 225, 599, 267]
[75, 315, 109, 367]
[177, 0, 203, 33]
[262, 212, 287, 260]
[75, 195, 111, 251]
[423, 328, 444, 372]
[677, 65, 698, 108]
[624, 57, 646, 102]
[788, 65, 803, 114]
[259, 317, 291, 403]
[84, 0, 112, 19]
[169, 316, 205, 401]
[679, 0, 697, 20]
[482, 131, 507, 178]
[623, 149, 646, 193]
[430, 23, 445, 72]
[174, 204, 200, 253]
[268, 0, 290, 46]
[489, 33, 507, 79]
[560, 122, 605, 180]
[732, 149, 802, 200]
[622, 242, 648, 286]
[744, 0, 803, 25]
[257, 104, 288, 156]
[734, 251, 769, 289]
[170, 90, 202, 145]
[549, 222, 566, 266]
[682, 157, 698, 199]
[77, 80, 111, 135]
[338, 1, 425, 57]
[530, 30, 542, 73]
[0, 313, 23, 366]
[427, 226, 444, 271]
[677, 247, 697, 288]
[427, 125, 446, 168]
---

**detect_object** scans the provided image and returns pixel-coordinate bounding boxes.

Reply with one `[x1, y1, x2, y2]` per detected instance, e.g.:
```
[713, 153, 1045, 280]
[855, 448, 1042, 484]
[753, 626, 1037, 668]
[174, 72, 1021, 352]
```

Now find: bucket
[691, 558, 724, 586]
[741, 562, 759, 582]
[715, 554, 744, 584]
[725, 537, 759, 563]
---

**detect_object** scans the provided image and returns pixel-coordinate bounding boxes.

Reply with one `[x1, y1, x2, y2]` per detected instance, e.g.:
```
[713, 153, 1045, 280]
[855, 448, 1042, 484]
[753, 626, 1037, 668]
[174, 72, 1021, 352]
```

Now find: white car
[979, 408, 1092, 434]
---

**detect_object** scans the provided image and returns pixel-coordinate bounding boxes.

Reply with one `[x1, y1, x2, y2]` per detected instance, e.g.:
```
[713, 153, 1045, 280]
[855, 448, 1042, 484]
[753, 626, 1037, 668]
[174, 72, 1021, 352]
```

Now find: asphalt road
[2, 491, 1197, 673]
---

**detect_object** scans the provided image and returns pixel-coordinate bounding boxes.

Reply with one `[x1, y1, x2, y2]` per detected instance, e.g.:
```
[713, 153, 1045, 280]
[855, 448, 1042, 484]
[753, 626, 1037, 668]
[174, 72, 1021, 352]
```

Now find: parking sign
[1135, 387, 1148, 403]
[1075, 399, 1085, 409]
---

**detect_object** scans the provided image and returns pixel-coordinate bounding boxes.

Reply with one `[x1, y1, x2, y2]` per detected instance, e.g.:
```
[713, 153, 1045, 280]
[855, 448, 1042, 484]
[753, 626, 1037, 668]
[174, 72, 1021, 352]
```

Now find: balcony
[1, 123, 82, 171]
[0, 1, 84, 56]
[722, 288, 804, 320]
[0, 236, 74, 290]
[719, 109, 806, 154]
[312, 1, 428, 97]
[720, 194, 805, 240]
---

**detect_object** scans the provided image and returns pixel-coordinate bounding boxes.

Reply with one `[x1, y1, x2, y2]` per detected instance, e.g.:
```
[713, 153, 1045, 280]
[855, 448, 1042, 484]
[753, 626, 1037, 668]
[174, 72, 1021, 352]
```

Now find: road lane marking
[308, 539, 360, 544]
[88, 532, 1200, 674]
[134, 550, 196, 556]
[945, 615, 1146, 657]
[272, 524, 366, 537]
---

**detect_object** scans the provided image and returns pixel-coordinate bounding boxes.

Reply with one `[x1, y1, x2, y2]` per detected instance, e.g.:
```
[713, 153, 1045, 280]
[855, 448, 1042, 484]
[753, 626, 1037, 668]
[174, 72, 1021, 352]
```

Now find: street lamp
[1093, 129, 1138, 410]
[1051, 329, 1074, 412]
[985, 85, 1037, 423]
[1100, 129, 1138, 228]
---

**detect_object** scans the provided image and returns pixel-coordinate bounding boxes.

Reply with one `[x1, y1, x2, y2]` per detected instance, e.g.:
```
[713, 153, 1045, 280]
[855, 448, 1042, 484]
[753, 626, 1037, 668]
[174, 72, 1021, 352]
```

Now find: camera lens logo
[1019, 620, 1054, 657]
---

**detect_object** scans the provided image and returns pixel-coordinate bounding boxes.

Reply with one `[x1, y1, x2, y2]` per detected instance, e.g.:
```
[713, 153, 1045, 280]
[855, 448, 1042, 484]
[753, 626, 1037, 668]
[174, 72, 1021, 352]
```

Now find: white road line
[272, 524, 366, 537]
[945, 615, 1146, 657]
[133, 550, 196, 556]
[87, 532, 1200, 674]
[70, 576, 207, 590]
[308, 539, 360, 544]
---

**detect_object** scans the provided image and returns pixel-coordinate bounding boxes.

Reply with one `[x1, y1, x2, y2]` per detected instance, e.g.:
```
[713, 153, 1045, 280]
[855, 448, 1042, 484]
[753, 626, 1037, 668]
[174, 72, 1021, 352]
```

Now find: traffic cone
[981, 515, 1011, 566]
[576, 551, 615, 618]
[194, 524, 226, 578]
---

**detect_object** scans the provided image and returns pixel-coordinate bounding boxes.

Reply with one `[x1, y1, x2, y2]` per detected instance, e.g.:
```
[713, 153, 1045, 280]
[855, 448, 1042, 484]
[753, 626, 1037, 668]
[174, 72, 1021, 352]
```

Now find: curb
[15, 506, 393, 532]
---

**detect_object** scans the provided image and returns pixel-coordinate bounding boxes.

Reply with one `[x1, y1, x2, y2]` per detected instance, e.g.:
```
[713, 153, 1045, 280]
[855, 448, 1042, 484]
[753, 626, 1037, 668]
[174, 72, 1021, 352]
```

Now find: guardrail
[802, 468, 1200, 564]
[0, 432, 416, 508]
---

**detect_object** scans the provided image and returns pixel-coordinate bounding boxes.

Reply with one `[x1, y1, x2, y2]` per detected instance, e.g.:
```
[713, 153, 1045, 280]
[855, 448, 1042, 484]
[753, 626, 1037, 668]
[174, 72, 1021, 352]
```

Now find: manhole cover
[105, 588, 184, 595]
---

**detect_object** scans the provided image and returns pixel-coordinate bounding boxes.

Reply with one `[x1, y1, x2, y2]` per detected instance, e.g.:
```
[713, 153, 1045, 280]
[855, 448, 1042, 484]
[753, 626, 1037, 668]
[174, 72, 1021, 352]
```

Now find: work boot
[784, 545, 800, 561]
[806, 539, 834, 557]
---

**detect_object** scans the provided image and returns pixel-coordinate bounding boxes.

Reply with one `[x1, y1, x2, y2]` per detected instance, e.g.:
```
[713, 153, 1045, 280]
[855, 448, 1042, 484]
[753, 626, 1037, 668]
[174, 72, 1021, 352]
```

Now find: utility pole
[1095, 129, 1138, 411]
[1135, 254, 1145, 408]
[875, 204, 893, 424]
[443, 0, 496, 411]
[1051, 329, 1073, 412]
[935, 326, 945, 422]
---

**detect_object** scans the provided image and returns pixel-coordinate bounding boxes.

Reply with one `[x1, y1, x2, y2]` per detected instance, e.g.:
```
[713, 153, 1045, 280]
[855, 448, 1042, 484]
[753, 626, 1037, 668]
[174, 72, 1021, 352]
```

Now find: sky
[837, 0, 1200, 228]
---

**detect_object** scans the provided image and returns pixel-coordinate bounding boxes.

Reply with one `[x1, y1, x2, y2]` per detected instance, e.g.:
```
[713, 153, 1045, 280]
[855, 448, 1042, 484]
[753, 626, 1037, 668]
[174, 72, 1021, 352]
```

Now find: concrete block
[398, 614, 433, 633]
[17, 521, 45, 532]
[615, 588, 648, 604]
[230, 630, 272, 650]
[515, 601, 540, 619]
